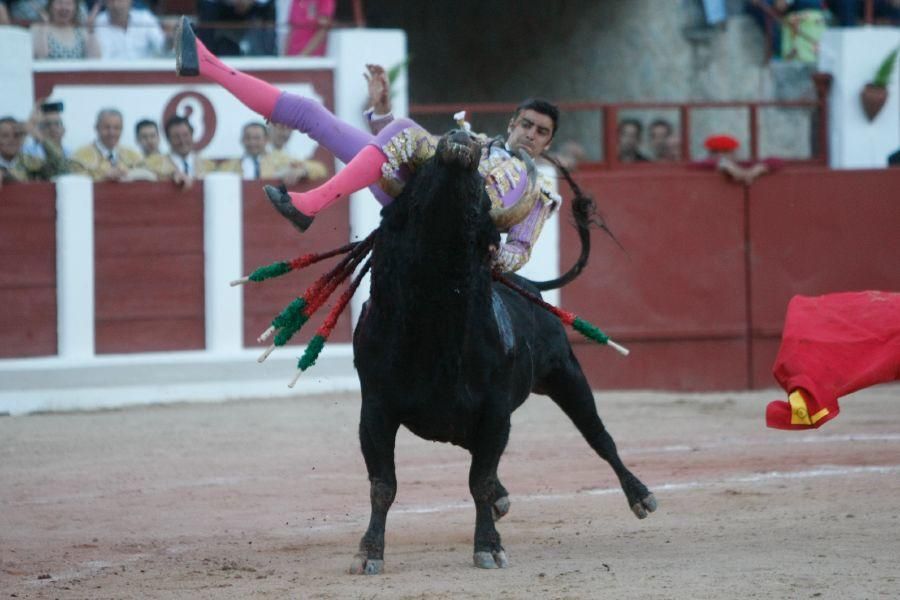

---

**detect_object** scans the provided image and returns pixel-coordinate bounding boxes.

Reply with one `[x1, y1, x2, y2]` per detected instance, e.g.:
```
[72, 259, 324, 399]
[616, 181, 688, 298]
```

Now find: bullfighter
[173, 16, 560, 273]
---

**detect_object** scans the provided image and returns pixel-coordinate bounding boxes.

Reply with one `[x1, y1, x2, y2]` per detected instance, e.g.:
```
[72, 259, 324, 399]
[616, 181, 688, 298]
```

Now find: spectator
[888, 148, 900, 166]
[219, 121, 327, 185]
[1, 116, 66, 184]
[283, 0, 334, 56]
[746, 0, 783, 57]
[2, 0, 91, 24]
[94, 0, 168, 59]
[828, 0, 900, 26]
[141, 115, 215, 186]
[267, 121, 293, 151]
[617, 118, 650, 163]
[71, 108, 142, 181]
[664, 135, 682, 161]
[691, 134, 783, 184]
[778, 0, 830, 63]
[135, 118, 161, 158]
[546, 140, 587, 171]
[648, 118, 678, 161]
[20, 101, 73, 180]
[197, 0, 276, 56]
[31, 0, 101, 59]
[3, 0, 46, 23]
[23, 99, 73, 160]
[701, 0, 729, 25]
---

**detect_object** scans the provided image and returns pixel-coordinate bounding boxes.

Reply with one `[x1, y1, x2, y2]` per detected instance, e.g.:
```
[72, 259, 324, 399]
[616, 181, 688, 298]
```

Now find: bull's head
[435, 129, 541, 230]
[436, 129, 482, 170]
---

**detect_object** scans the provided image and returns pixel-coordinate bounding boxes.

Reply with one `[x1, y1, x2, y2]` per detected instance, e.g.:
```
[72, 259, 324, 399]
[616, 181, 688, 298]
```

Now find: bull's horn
[489, 149, 541, 230]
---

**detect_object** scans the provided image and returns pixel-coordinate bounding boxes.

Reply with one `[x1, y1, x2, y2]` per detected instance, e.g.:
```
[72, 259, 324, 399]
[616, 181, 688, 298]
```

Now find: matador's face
[507, 109, 554, 158]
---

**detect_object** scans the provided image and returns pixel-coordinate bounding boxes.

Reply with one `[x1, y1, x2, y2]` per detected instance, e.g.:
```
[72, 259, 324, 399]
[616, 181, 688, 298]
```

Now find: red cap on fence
[704, 134, 740, 152]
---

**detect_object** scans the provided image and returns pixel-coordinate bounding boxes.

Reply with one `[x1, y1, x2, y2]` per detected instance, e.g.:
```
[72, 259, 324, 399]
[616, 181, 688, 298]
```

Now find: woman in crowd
[31, 0, 100, 60]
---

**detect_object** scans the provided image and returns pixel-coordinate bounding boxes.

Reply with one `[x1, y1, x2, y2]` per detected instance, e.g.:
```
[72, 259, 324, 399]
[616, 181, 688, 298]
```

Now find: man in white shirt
[23, 100, 72, 161]
[95, 0, 169, 59]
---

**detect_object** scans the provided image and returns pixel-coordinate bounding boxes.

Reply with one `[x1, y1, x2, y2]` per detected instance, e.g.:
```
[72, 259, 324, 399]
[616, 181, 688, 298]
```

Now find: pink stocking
[195, 37, 281, 119]
[288, 145, 388, 216]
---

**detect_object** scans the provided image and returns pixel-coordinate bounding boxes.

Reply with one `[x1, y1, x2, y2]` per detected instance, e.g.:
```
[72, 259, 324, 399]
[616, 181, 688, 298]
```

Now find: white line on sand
[385, 463, 900, 516]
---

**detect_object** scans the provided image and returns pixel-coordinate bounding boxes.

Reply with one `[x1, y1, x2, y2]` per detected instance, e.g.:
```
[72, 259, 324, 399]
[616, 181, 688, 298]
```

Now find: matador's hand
[364, 64, 391, 115]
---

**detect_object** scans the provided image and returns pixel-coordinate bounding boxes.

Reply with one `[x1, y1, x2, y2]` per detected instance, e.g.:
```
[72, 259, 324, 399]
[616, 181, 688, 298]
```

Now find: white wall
[820, 28, 900, 169]
[32, 59, 330, 160]
[0, 26, 34, 119]
[326, 28, 407, 325]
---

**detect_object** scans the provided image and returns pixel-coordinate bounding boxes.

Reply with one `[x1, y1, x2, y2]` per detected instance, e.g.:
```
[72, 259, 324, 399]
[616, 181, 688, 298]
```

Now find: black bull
[351, 130, 656, 574]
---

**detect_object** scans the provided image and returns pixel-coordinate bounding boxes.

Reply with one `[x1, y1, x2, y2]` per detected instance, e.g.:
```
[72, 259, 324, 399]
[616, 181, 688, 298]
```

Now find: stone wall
[365, 0, 818, 160]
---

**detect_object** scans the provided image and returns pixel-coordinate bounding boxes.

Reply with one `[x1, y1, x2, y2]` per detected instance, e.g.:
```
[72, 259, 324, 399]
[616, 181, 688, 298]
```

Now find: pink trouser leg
[287, 145, 388, 216]
[195, 36, 281, 119]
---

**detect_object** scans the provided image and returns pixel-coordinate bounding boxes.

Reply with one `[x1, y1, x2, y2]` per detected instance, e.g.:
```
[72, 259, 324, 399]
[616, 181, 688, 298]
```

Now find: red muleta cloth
[766, 291, 900, 430]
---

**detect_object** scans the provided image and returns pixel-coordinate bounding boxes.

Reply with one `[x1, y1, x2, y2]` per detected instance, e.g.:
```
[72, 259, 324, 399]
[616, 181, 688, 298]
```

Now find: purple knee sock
[271, 95, 428, 206]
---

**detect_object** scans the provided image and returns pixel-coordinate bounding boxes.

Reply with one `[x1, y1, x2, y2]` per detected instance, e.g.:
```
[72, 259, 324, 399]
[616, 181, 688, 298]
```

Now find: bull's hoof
[473, 550, 509, 569]
[349, 553, 383, 575]
[631, 493, 658, 519]
[492, 496, 510, 521]
[264, 184, 314, 233]
[174, 16, 199, 77]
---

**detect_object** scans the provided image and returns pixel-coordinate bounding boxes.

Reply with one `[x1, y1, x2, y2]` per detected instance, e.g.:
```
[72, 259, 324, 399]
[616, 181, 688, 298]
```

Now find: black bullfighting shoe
[264, 185, 315, 233]
[174, 16, 199, 77]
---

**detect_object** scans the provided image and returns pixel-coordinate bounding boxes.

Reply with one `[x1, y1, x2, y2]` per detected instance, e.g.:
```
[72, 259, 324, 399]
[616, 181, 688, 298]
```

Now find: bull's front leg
[350, 409, 399, 575]
[469, 418, 512, 569]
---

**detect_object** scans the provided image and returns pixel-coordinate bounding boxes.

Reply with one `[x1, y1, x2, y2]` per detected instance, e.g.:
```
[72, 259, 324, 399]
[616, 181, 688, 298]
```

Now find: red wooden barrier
[747, 168, 900, 387]
[6, 167, 897, 395]
[0, 184, 57, 358]
[241, 179, 352, 349]
[94, 181, 206, 353]
[560, 172, 749, 390]
[560, 167, 900, 391]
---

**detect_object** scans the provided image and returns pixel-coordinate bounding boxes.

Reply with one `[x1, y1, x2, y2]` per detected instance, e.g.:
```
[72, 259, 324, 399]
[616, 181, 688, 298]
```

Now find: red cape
[766, 291, 900, 430]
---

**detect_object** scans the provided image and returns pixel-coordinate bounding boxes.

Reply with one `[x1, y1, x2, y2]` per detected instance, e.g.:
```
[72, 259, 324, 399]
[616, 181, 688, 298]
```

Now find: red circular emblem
[162, 91, 217, 152]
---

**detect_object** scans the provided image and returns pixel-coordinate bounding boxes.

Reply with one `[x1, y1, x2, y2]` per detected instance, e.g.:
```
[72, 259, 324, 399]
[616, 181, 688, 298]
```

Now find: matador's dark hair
[513, 98, 560, 139]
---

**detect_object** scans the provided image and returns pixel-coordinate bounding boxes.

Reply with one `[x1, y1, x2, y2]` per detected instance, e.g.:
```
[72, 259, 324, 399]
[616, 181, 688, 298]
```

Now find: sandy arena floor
[2, 385, 899, 599]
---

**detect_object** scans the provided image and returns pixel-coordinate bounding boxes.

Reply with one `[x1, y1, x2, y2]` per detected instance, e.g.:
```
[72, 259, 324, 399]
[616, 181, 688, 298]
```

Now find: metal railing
[410, 74, 832, 169]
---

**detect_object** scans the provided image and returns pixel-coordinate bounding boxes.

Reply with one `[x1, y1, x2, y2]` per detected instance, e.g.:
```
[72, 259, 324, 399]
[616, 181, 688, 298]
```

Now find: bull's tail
[527, 158, 624, 292]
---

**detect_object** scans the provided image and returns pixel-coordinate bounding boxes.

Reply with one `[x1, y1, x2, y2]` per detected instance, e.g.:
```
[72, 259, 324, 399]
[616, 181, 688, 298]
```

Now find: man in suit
[218, 121, 327, 184]
[0, 116, 67, 187]
[141, 115, 215, 187]
[135, 119, 162, 159]
[72, 108, 143, 181]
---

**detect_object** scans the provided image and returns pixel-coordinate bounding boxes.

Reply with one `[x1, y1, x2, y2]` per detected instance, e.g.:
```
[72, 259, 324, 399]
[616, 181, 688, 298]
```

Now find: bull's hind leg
[541, 358, 657, 519]
[349, 410, 399, 575]
[469, 417, 512, 569]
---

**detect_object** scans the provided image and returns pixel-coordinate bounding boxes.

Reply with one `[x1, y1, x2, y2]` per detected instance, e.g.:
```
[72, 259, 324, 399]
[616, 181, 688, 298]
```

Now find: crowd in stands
[0, 0, 336, 59]
[616, 117, 682, 164]
[0, 100, 327, 188]
[747, 0, 900, 62]
[612, 116, 791, 185]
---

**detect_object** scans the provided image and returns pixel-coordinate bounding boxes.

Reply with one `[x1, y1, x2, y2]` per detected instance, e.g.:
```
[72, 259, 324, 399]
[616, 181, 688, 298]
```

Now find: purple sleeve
[364, 108, 395, 135]
[495, 194, 555, 272]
